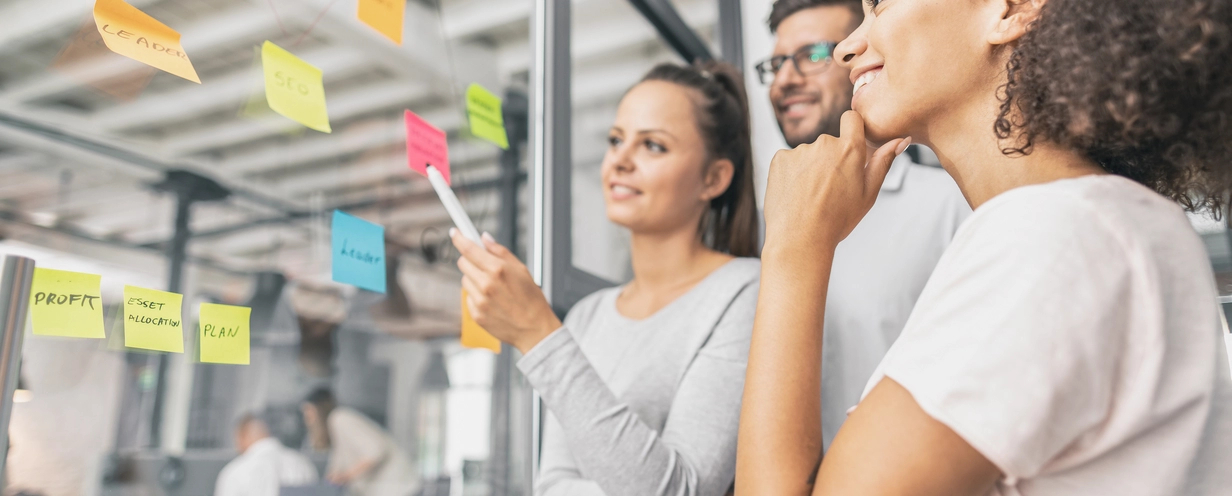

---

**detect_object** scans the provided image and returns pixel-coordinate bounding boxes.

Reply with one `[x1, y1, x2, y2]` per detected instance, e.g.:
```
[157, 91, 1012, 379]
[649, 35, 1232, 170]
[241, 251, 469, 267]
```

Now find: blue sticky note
[331, 210, 386, 293]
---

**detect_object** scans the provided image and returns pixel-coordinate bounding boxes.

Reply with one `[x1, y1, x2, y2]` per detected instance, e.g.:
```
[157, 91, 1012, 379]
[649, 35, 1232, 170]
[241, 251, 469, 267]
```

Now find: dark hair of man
[768, 0, 863, 33]
[304, 387, 337, 419]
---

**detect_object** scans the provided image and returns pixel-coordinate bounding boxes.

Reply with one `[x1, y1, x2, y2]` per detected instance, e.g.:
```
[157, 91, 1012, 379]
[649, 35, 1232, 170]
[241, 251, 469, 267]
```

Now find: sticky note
[461, 289, 501, 353]
[199, 303, 251, 365]
[262, 41, 331, 133]
[123, 285, 184, 353]
[332, 210, 386, 293]
[93, 0, 200, 83]
[28, 268, 106, 339]
[358, 0, 405, 45]
[466, 84, 509, 149]
[405, 110, 451, 184]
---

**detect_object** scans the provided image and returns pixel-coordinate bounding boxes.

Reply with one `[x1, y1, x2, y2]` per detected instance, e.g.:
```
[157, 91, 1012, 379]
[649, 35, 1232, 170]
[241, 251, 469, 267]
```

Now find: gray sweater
[517, 258, 760, 496]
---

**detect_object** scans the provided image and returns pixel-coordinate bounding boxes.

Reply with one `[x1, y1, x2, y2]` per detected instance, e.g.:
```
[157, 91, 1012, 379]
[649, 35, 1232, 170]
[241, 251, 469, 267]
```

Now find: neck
[628, 225, 716, 292]
[919, 84, 1107, 209]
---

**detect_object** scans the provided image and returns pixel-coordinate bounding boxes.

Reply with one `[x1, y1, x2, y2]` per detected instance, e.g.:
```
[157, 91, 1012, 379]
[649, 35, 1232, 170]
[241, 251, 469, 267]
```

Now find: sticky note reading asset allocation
[29, 268, 106, 339]
[466, 84, 509, 149]
[198, 303, 251, 365]
[262, 41, 331, 133]
[93, 0, 200, 83]
[332, 210, 386, 293]
[123, 285, 184, 353]
[358, 0, 405, 45]
[405, 110, 451, 184]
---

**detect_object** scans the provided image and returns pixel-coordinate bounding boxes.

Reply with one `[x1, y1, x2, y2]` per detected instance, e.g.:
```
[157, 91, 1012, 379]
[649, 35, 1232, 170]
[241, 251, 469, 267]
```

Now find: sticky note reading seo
[93, 0, 200, 83]
[123, 285, 184, 353]
[405, 110, 451, 184]
[199, 303, 251, 365]
[461, 289, 501, 353]
[262, 41, 331, 133]
[358, 0, 405, 45]
[466, 84, 509, 149]
[29, 268, 106, 339]
[332, 210, 386, 293]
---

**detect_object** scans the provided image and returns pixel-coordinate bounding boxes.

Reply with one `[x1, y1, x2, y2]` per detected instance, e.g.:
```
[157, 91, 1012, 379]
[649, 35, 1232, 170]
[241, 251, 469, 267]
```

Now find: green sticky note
[198, 303, 250, 365]
[262, 41, 331, 133]
[123, 285, 184, 353]
[29, 268, 106, 339]
[466, 83, 508, 149]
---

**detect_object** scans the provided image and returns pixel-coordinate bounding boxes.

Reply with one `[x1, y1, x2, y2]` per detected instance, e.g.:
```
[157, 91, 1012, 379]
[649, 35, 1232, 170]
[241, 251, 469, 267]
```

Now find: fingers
[451, 228, 502, 272]
[865, 137, 909, 196]
[839, 110, 865, 146]
[456, 255, 492, 289]
[481, 231, 514, 259]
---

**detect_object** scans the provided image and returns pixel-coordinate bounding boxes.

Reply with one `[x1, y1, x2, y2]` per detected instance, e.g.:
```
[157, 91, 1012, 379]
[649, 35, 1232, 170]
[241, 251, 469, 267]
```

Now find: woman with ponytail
[451, 60, 759, 495]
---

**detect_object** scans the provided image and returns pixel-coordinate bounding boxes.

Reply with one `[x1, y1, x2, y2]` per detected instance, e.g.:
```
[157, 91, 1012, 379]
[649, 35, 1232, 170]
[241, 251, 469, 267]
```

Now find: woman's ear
[701, 158, 735, 202]
[988, 0, 1047, 46]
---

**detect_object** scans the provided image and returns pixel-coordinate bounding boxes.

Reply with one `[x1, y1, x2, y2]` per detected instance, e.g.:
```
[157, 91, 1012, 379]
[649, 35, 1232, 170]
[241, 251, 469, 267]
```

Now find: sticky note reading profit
[198, 303, 251, 365]
[29, 268, 106, 339]
[262, 41, 331, 133]
[461, 289, 501, 353]
[405, 110, 450, 184]
[93, 0, 200, 83]
[332, 210, 386, 293]
[123, 285, 184, 353]
[358, 0, 405, 45]
[466, 84, 509, 149]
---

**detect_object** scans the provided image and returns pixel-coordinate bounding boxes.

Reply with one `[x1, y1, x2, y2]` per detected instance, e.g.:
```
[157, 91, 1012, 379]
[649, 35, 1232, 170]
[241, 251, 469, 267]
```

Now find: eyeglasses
[754, 42, 839, 85]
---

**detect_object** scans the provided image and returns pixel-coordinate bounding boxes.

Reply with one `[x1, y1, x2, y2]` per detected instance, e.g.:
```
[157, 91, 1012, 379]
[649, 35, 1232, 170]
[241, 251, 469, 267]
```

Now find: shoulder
[717, 257, 761, 286]
[561, 285, 618, 333]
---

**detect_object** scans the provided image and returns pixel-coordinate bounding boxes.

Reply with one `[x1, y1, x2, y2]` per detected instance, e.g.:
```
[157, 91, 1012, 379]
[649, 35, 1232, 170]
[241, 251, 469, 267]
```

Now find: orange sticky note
[461, 289, 501, 353]
[358, 0, 405, 45]
[93, 0, 200, 83]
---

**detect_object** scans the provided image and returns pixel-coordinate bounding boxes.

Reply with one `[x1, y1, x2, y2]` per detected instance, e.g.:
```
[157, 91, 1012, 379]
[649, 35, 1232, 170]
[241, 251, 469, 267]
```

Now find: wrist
[514, 314, 562, 355]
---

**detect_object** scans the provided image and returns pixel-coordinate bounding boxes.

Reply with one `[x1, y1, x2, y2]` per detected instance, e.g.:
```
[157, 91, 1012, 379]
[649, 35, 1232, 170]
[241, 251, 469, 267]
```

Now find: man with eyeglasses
[755, 0, 972, 452]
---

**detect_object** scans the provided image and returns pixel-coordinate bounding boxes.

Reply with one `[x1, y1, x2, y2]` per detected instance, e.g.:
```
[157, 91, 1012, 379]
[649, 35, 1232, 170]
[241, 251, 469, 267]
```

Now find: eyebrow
[610, 126, 677, 140]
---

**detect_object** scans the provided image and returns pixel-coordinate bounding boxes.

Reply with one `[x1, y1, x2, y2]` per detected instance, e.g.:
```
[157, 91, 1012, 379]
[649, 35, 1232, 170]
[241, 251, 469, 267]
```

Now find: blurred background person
[301, 389, 418, 496]
[214, 412, 318, 496]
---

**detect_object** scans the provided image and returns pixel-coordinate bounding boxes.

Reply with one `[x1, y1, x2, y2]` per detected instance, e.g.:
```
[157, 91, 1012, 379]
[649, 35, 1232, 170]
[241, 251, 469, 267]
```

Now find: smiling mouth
[610, 184, 642, 197]
[853, 68, 881, 96]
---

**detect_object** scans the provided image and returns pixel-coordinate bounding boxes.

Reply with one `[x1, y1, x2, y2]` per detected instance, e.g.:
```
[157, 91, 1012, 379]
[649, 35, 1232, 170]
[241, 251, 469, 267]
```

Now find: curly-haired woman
[737, 0, 1232, 494]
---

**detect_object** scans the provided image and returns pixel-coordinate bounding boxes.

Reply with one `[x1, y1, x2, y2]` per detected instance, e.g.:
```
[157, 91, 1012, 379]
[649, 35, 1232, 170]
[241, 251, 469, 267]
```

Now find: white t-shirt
[215, 437, 319, 496]
[860, 175, 1232, 495]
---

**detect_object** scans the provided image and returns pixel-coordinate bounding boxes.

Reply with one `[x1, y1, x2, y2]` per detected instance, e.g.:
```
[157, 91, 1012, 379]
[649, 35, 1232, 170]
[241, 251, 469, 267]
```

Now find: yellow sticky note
[198, 303, 251, 365]
[28, 268, 106, 339]
[358, 0, 405, 45]
[262, 41, 331, 133]
[123, 285, 184, 353]
[461, 289, 501, 353]
[93, 0, 200, 83]
[465, 84, 509, 149]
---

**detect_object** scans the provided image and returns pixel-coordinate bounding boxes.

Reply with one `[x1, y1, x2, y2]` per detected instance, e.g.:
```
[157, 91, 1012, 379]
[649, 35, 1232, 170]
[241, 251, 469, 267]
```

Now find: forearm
[736, 245, 834, 495]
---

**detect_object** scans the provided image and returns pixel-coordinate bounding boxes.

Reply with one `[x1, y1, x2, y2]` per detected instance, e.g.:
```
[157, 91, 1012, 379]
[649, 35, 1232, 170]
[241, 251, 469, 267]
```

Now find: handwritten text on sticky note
[124, 285, 184, 353]
[405, 110, 450, 184]
[199, 303, 251, 365]
[358, 0, 405, 45]
[93, 0, 200, 83]
[29, 268, 106, 339]
[466, 84, 508, 149]
[332, 210, 386, 293]
[461, 289, 501, 353]
[262, 41, 331, 133]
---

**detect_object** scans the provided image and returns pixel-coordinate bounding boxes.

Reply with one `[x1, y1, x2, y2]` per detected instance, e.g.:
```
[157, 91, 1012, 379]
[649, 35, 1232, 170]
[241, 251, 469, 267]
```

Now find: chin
[856, 106, 910, 145]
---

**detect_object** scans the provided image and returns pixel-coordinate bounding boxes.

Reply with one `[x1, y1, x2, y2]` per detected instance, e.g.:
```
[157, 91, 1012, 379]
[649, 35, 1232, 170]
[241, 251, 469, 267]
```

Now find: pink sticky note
[405, 110, 450, 184]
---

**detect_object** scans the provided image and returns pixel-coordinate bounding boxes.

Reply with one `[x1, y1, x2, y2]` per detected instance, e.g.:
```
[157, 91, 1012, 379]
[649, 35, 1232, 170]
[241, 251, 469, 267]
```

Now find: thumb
[865, 137, 910, 196]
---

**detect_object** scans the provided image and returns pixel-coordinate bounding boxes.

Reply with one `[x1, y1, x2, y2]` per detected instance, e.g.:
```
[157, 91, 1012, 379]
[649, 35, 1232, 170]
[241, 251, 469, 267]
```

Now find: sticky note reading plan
[461, 289, 501, 353]
[405, 110, 451, 184]
[29, 268, 106, 339]
[358, 0, 405, 45]
[124, 285, 184, 353]
[199, 303, 251, 365]
[262, 41, 331, 133]
[332, 210, 386, 293]
[465, 84, 508, 149]
[93, 0, 200, 83]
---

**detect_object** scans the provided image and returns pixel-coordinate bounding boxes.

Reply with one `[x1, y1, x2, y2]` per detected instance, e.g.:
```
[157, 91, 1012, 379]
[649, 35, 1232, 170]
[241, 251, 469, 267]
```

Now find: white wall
[741, 0, 790, 207]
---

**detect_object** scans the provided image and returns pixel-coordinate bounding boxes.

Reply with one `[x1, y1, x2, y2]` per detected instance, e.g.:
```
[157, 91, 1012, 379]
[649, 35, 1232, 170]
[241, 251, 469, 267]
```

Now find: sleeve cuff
[516, 326, 575, 375]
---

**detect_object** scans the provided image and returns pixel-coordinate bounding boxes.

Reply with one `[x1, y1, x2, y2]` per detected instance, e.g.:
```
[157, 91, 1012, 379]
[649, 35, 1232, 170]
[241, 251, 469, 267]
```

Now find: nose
[775, 59, 806, 88]
[602, 140, 636, 175]
[836, 14, 872, 69]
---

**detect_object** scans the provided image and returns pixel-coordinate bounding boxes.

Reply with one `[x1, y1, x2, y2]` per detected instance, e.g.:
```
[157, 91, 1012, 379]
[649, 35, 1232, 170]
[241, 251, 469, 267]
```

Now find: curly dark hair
[997, 0, 1232, 215]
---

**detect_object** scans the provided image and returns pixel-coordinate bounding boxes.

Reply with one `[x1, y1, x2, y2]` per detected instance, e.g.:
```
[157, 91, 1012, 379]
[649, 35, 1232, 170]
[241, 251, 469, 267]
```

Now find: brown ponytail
[641, 61, 760, 257]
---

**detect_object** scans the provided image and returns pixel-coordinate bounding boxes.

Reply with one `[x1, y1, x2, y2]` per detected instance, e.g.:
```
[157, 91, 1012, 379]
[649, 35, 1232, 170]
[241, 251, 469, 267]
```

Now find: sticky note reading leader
[199, 303, 251, 365]
[465, 84, 509, 149]
[358, 0, 405, 45]
[262, 41, 331, 133]
[461, 289, 501, 353]
[332, 210, 386, 293]
[93, 0, 200, 83]
[29, 268, 106, 339]
[405, 110, 451, 184]
[124, 285, 184, 353]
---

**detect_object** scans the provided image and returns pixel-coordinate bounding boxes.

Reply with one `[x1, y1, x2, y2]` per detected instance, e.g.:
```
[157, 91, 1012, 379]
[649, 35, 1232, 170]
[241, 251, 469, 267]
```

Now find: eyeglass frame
[754, 41, 841, 85]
